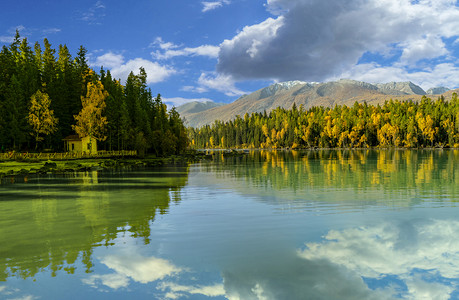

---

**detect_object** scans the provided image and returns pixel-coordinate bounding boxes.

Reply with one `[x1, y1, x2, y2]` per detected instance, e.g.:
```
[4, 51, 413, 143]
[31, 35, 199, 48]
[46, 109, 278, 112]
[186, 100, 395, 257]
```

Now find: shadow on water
[0, 164, 189, 281]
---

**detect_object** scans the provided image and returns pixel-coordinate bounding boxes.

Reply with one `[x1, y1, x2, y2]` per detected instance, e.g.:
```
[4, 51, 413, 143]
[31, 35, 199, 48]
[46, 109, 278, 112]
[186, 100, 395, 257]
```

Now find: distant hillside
[426, 87, 450, 95]
[175, 101, 224, 115]
[181, 79, 454, 128]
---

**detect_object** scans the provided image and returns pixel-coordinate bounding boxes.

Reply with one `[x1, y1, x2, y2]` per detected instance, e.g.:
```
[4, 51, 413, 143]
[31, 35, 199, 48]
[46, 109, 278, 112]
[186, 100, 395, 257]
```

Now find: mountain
[426, 87, 450, 95]
[175, 101, 225, 115]
[180, 79, 455, 128]
[375, 81, 426, 95]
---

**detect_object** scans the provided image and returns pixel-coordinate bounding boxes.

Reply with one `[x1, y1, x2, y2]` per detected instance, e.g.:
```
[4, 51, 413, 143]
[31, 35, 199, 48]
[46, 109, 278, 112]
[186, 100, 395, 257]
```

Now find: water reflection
[200, 149, 459, 209]
[2, 151, 459, 300]
[300, 219, 459, 300]
[0, 165, 189, 281]
[83, 251, 183, 289]
[79, 217, 459, 299]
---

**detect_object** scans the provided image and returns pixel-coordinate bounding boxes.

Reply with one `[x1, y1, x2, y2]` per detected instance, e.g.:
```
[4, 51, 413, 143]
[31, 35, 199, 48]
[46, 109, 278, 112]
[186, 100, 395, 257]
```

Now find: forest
[188, 95, 459, 149]
[0, 31, 187, 156]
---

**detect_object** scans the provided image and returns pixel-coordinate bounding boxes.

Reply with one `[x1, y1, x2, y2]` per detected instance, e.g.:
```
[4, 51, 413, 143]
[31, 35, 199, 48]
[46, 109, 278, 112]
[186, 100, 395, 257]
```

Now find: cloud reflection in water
[300, 219, 459, 300]
[83, 219, 459, 299]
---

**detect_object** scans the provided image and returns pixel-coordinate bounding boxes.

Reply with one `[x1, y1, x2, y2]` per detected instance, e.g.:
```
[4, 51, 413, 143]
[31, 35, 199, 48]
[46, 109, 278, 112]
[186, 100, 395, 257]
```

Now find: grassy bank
[0, 151, 208, 178]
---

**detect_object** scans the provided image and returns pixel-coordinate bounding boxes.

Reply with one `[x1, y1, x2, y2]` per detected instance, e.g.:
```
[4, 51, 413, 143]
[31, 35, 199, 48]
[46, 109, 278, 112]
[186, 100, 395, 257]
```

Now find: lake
[1, 150, 459, 300]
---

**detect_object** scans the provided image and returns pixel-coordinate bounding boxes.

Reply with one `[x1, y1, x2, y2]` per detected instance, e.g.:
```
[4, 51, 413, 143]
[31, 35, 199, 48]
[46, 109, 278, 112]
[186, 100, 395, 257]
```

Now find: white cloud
[153, 37, 179, 51]
[0, 25, 61, 44]
[198, 72, 246, 97]
[400, 34, 449, 65]
[216, 0, 459, 87]
[181, 85, 208, 93]
[101, 254, 183, 284]
[0, 36, 14, 43]
[7, 296, 39, 300]
[83, 252, 226, 299]
[82, 273, 130, 290]
[112, 58, 175, 84]
[202, 0, 230, 12]
[406, 274, 454, 300]
[41, 28, 61, 35]
[0, 25, 27, 43]
[339, 62, 459, 90]
[158, 282, 225, 299]
[93, 53, 176, 85]
[299, 219, 459, 299]
[163, 97, 214, 107]
[95, 52, 125, 69]
[152, 37, 219, 60]
[80, 1, 106, 24]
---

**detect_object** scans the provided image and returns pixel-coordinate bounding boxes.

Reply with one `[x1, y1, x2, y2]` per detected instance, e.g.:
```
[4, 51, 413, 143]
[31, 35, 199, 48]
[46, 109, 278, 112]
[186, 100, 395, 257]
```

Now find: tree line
[188, 95, 459, 149]
[0, 31, 187, 155]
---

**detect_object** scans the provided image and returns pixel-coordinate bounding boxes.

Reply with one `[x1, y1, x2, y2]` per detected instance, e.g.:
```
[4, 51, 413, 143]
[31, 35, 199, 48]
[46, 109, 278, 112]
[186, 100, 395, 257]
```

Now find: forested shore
[0, 31, 187, 156]
[188, 95, 459, 149]
[3, 32, 459, 157]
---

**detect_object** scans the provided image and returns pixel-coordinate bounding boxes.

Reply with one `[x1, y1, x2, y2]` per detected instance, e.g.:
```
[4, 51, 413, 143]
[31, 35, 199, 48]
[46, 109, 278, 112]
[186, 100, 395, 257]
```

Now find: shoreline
[2, 147, 456, 179]
[0, 151, 208, 179]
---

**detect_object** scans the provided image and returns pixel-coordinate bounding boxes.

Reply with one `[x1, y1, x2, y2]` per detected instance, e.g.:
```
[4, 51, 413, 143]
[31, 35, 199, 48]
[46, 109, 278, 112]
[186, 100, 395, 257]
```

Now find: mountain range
[178, 79, 456, 128]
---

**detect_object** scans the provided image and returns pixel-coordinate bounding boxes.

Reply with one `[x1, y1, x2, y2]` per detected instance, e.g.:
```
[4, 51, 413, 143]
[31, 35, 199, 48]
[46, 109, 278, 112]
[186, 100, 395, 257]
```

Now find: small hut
[63, 135, 97, 154]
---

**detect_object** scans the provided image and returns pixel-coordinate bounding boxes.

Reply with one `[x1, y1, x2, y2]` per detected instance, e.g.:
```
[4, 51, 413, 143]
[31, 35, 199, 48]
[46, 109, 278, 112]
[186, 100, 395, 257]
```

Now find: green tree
[72, 81, 108, 152]
[28, 90, 58, 150]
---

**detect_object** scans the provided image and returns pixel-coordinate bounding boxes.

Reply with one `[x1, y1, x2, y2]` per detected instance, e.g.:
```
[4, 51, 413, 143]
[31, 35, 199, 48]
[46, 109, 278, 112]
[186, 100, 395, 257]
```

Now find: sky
[2, 0, 459, 107]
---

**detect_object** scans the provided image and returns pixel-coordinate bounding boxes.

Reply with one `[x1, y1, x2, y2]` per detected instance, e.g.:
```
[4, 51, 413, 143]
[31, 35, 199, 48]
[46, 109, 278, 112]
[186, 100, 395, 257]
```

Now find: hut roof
[62, 135, 82, 141]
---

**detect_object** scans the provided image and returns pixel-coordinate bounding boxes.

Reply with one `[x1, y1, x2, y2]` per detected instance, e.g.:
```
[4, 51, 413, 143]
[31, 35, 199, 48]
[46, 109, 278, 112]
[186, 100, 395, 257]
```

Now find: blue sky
[2, 0, 459, 107]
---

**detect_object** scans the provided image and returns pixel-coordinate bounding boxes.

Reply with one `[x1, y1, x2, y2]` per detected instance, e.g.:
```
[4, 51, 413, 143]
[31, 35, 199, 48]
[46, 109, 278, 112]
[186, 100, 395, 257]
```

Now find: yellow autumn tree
[28, 90, 58, 150]
[72, 81, 108, 151]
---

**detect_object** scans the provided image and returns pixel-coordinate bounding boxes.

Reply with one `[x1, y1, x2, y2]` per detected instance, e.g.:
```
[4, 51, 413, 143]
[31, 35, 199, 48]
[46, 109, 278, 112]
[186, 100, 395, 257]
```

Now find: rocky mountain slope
[175, 100, 224, 115]
[179, 79, 454, 128]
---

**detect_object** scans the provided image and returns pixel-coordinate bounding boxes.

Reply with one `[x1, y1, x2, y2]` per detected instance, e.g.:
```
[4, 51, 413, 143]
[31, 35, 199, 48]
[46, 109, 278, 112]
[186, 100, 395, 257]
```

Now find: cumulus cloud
[299, 219, 459, 299]
[217, 0, 459, 86]
[152, 37, 219, 60]
[94, 52, 176, 84]
[101, 254, 183, 284]
[339, 62, 459, 90]
[399, 34, 449, 65]
[202, 0, 230, 12]
[95, 52, 124, 69]
[197, 72, 246, 96]
[83, 253, 183, 291]
[83, 252, 225, 299]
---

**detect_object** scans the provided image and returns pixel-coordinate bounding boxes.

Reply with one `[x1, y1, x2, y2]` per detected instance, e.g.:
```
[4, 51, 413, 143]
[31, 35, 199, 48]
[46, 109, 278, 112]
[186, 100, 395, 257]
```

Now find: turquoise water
[1, 150, 459, 299]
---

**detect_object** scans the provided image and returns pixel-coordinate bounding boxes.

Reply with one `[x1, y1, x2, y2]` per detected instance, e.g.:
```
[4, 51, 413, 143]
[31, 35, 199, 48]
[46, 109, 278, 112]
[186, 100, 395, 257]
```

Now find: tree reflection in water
[0, 165, 189, 281]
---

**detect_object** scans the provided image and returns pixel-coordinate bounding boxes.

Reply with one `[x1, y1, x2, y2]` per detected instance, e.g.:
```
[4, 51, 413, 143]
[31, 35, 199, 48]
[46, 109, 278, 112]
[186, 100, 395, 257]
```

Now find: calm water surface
[1, 150, 459, 299]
